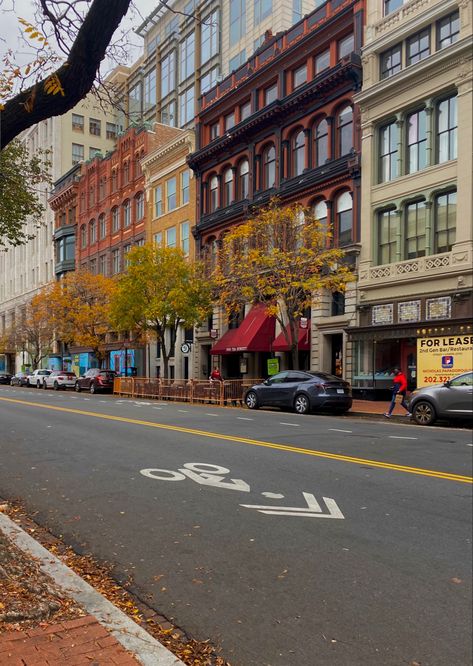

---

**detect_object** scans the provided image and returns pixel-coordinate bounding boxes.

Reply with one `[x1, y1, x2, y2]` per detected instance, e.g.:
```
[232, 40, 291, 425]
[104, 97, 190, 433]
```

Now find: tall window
[112, 207, 120, 233]
[405, 201, 426, 259]
[99, 214, 106, 239]
[225, 112, 235, 131]
[112, 249, 120, 274]
[201, 66, 220, 93]
[314, 119, 328, 167]
[89, 258, 97, 274]
[230, 0, 246, 46]
[128, 84, 142, 121]
[293, 63, 307, 89]
[72, 143, 84, 165]
[434, 190, 456, 253]
[313, 200, 328, 231]
[124, 244, 132, 268]
[89, 118, 101, 136]
[80, 225, 87, 248]
[99, 254, 107, 275]
[166, 226, 176, 248]
[181, 170, 190, 204]
[179, 86, 194, 126]
[338, 34, 354, 59]
[263, 145, 276, 189]
[437, 11, 460, 49]
[240, 100, 251, 121]
[161, 100, 176, 127]
[154, 232, 163, 246]
[106, 122, 117, 140]
[181, 221, 190, 256]
[407, 109, 427, 173]
[293, 130, 305, 176]
[89, 219, 96, 244]
[123, 161, 129, 185]
[292, 0, 302, 24]
[72, 114, 84, 132]
[264, 83, 278, 105]
[315, 50, 330, 74]
[254, 0, 272, 25]
[166, 177, 177, 211]
[201, 10, 219, 64]
[144, 69, 156, 110]
[135, 192, 144, 221]
[111, 170, 118, 192]
[336, 192, 353, 245]
[238, 160, 249, 199]
[437, 96, 457, 163]
[123, 200, 131, 228]
[338, 105, 353, 156]
[154, 185, 163, 217]
[180, 32, 195, 82]
[224, 168, 234, 206]
[209, 175, 219, 212]
[380, 44, 401, 79]
[161, 52, 176, 97]
[407, 29, 430, 65]
[379, 121, 398, 182]
[377, 209, 398, 265]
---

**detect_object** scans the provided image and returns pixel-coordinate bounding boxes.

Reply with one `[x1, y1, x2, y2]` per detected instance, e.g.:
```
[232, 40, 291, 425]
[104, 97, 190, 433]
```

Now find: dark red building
[189, 0, 364, 379]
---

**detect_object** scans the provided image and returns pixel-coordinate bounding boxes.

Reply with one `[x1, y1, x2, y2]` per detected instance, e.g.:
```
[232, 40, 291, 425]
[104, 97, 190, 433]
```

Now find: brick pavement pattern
[0, 615, 140, 665]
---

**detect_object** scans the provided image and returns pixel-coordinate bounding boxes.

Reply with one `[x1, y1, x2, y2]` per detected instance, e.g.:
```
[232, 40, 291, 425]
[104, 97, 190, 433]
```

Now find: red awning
[210, 304, 275, 354]
[272, 321, 311, 352]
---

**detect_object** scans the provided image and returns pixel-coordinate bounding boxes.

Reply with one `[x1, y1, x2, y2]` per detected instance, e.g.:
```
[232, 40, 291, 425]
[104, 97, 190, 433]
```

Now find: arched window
[80, 225, 87, 248]
[314, 119, 329, 166]
[223, 168, 234, 206]
[111, 206, 120, 233]
[99, 213, 106, 239]
[336, 191, 353, 245]
[238, 160, 249, 200]
[123, 200, 131, 228]
[123, 161, 129, 185]
[313, 200, 328, 229]
[209, 175, 219, 212]
[263, 145, 276, 189]
[89, 219, 96, 244]
[338, 105, 353, 156]
[135, 192, 144, 220]
[293, 130, 305, 176]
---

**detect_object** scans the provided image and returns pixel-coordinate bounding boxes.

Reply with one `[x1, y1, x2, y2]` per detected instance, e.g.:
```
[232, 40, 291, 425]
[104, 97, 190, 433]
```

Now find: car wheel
[43, 380, 48, 389]
[245, 390, 259, 410]
[294, 393, 310, 415]
[53, 381, 59, 390]
[413, 401, 436, 426]
[90, 383, 96, 394]
[36, 380, 41, 389]
[75, 381, 81, 393]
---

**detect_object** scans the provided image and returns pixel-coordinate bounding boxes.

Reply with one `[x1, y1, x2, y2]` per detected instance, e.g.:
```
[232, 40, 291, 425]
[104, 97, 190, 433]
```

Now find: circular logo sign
[180, 342, 191, 354]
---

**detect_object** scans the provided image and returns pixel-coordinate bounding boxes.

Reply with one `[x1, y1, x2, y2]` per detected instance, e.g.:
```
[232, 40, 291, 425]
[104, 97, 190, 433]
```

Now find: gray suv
[409, 372, 473, 426]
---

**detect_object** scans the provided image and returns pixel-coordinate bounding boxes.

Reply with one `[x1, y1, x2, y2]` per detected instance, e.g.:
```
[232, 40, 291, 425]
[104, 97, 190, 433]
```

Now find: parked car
[10, 371, 32, 386]
[409, 371, 473, 426]
[75, 369, 117, 394]
[244, 371, 352, 415]
[43, 370, 77, 390]
[28, 369, 52, 388]
[0, 372, 13, 385]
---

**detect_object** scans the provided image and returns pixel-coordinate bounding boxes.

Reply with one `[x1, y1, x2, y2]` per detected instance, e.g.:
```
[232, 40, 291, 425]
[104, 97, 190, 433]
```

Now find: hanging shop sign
[417, 335, 473, 386]
[267, 357, 280, 376]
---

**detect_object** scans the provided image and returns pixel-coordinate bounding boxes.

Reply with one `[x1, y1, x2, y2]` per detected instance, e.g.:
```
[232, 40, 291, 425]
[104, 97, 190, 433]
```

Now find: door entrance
[331, 334, 343, 377]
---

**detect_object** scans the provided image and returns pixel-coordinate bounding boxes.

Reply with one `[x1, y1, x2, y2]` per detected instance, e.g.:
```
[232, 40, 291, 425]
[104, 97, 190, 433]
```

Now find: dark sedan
[75, 369, 117, 394]
[244, 371, 352, 415]
[0, 372, 13, 385]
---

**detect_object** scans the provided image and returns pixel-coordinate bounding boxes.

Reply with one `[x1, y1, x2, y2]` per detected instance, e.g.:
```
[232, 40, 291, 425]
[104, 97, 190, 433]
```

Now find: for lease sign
[417, 336, 473, 387]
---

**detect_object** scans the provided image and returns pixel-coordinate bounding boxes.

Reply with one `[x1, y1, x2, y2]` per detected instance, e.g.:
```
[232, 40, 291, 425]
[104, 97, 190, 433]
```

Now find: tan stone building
[141, 128, 197, 379]
[352, 0, 472, 397]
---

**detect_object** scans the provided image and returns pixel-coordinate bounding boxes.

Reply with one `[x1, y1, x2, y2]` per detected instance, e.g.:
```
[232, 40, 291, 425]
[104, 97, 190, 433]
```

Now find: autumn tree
[49, 270, 116, 366]
[12, 288, 57, 368]
[111, 244, 212, 379]
[214, 199, 353, 371]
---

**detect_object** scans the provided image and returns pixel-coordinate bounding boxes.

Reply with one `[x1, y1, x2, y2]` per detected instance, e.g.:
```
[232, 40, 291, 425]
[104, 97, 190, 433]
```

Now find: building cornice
[141, 129, 195, 170]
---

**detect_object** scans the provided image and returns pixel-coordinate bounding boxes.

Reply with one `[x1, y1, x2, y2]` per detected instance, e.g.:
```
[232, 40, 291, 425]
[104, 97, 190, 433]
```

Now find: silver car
[409, 371, 473, 426]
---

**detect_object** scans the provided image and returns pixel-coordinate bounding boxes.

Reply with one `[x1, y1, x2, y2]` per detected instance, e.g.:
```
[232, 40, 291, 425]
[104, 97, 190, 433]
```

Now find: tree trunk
[288, 317, 299, 370]
[1, 0, 132, 148]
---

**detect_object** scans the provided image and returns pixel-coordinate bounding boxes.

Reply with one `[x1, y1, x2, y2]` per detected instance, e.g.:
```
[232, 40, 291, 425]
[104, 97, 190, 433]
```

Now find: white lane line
[153, 407, 162, 410]
[329, 428, 352, 433]
[178, 409, 188, 413]
[280, 422, 300, 427]
[99, 400, 107, 403]
[205, 413, 219, 417]
[388, 435, 418, 440]
[237, 417, 253, 421]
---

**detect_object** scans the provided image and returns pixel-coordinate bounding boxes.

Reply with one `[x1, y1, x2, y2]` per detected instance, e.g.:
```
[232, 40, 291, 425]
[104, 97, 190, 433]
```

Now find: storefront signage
[426, 297, 451, 321]
[372, 304, 393, 326]
[267, 358, 280, 376]
[398, 300, 420, 323]
[300, 317, 308, 329]
[417, 335, 473, 386]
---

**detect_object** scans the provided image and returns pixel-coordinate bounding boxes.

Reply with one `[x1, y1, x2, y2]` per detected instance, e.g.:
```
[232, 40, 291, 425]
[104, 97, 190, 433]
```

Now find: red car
[74, 369, 117, 394]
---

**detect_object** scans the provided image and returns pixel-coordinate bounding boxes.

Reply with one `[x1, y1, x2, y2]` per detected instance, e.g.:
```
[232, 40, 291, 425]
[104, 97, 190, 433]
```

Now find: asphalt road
[0, 385, 471, 666]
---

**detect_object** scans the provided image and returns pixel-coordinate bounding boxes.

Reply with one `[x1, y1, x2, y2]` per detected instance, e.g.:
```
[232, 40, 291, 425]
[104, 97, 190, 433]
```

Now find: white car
[28, 369, 52, 388]
[43, 370, 77, 390]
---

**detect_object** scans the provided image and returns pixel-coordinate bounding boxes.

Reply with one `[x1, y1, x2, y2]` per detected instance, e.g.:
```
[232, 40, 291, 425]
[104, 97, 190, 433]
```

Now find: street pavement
[0, 384, 471, 666]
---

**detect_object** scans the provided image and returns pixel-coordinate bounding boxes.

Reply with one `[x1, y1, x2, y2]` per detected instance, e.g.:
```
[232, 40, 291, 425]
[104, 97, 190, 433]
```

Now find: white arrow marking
[240, 493, 344, 519]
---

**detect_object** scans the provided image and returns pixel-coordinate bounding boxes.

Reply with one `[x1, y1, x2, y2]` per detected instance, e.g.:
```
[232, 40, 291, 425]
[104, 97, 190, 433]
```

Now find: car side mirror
[263, 379, 271, 386]
[444, 380, 451, 388]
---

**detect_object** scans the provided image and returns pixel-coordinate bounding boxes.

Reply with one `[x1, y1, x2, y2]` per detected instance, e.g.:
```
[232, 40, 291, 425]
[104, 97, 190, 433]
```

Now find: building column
[254, 154, 261, 194]
[424, 200, 433, 256]
[395, 208, 403, 262]
[326, 117, 335, 160]
[395, 115, 404, 178]
[280, 140, 289, 181]
[231, 166, 238, 202]
[304, 128, 312, 170]
[424, 101, 433, 168]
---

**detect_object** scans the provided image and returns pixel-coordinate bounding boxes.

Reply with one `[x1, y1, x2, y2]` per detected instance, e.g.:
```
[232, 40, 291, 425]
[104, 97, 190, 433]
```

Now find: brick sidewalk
[351, 398, 411, 417]
[0, 615, 139, 665]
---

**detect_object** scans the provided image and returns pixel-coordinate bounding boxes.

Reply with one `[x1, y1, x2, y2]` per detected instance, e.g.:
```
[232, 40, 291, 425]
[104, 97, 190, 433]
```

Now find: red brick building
[189, 0, 364, 380]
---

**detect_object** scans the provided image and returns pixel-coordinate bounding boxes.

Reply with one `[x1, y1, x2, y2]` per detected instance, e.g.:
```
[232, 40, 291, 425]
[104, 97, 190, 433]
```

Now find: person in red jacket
[384, 367, 411, 418]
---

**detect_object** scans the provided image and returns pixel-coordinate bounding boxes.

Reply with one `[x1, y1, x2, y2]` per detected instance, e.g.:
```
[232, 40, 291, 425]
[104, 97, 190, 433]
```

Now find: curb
[0, 512, 185, 666]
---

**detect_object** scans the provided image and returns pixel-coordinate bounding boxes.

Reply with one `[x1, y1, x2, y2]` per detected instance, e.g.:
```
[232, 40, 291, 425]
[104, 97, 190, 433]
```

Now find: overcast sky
[0, 0, 159, 76]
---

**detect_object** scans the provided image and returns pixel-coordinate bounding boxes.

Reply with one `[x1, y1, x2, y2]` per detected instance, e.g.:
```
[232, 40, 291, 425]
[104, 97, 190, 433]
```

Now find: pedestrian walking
[384, 367, 411, 418]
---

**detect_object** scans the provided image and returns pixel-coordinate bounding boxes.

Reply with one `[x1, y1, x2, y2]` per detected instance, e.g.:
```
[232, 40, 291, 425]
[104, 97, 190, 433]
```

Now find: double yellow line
[0, 396, 471, 484]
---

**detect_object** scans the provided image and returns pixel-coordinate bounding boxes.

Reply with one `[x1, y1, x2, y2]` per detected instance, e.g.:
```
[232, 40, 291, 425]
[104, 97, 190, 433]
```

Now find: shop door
[401, 339, 417, 390]
[331, 334, 343, 377]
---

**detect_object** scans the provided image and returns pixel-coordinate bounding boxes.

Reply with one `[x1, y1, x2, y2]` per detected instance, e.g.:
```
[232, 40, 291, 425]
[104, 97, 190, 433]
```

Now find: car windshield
[99, 372, 115, 378]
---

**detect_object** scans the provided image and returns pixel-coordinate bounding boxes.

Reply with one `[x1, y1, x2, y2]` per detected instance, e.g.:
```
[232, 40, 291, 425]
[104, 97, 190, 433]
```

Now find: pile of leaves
[0, 531, 85, 631]
[2, 503, 230, 665]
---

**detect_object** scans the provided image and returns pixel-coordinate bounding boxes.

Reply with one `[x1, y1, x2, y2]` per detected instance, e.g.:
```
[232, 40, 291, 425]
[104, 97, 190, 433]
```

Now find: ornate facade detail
[425, 255, 450, 270]
[396, 260, 420, 274]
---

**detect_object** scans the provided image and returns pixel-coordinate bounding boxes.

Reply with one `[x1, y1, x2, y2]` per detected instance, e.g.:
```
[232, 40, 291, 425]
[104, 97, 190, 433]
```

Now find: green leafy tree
[0, 140, 51, 247]
[111, 244, 212, 379]
[215, 199, 354, 371]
